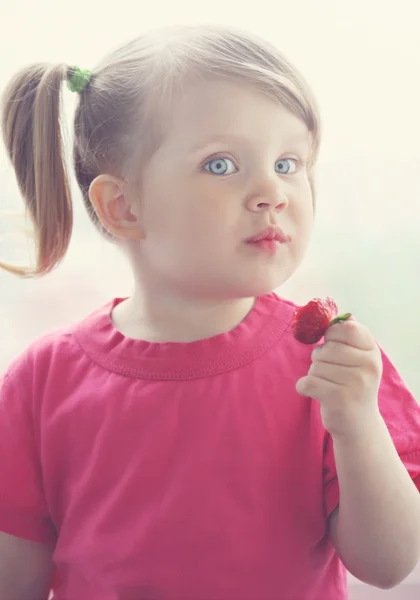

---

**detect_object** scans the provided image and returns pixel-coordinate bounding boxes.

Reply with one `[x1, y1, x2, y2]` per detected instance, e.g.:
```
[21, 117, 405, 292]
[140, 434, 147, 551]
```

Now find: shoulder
[1, 299, 116, 391]
[377, 346, 420, 456]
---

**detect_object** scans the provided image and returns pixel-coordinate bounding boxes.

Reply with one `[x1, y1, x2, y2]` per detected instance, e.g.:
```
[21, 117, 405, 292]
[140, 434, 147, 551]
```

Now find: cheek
[143, 190, 213, 253]
[168, 187, 228, 240]
[300, 204, 314, 237]
[295, 182, 314, 228]
[290, 192, 314, 253]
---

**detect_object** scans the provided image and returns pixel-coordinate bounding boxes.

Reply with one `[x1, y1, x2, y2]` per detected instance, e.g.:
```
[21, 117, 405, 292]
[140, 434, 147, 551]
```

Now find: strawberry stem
[329, 312, 352, 327]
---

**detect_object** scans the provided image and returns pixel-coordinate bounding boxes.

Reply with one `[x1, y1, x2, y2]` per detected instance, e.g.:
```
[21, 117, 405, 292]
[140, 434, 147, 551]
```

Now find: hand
[296, 318, 383, 439]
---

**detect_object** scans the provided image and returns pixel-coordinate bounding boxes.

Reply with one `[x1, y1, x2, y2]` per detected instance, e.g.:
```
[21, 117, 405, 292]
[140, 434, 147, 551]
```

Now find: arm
[0, 532, 54, 600]
[296, 317, 420, 589]
[328, 414, 420, 588]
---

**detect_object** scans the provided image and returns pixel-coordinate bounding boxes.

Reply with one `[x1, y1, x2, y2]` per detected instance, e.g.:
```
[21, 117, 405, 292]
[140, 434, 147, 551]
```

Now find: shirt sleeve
[0, 352, 56, 545]
[323, 346, 420, 519]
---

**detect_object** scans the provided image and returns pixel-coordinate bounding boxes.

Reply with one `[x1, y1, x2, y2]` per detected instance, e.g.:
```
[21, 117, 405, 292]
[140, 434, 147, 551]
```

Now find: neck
[111, 286, 256, 343]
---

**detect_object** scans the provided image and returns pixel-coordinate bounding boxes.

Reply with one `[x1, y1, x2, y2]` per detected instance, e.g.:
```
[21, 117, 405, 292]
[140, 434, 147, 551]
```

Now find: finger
[296, 374, 338, 399]
[312, 341, 368, 367]
[307, 360, 349, 386]
[324, 318, 375, 351]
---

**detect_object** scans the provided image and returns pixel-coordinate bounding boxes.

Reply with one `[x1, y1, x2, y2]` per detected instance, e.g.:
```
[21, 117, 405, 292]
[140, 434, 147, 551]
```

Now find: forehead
[161, 77, 311, 151]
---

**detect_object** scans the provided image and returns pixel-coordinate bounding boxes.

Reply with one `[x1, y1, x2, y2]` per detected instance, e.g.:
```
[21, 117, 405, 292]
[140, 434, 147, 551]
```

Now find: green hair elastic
[67, 66, 92, 93]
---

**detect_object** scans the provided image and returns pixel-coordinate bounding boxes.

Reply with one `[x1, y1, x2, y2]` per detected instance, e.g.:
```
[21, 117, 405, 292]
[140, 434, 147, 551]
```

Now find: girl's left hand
[296, 318, 383, 439]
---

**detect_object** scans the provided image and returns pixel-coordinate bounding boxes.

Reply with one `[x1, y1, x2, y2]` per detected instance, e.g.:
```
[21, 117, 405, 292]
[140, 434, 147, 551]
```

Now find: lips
[246, 226, 291, 244]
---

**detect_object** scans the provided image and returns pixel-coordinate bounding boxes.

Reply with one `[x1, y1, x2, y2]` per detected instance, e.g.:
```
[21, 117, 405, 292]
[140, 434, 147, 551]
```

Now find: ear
[89, 174, 144, 240]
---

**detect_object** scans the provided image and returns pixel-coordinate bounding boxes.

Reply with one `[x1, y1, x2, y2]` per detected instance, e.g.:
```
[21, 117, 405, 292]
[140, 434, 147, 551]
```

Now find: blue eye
[275, 159, 298, 174]
[204, 157, 237, 175]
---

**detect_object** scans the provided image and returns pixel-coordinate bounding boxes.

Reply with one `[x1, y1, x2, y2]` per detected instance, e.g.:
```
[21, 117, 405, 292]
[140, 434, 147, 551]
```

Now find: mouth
[245, 226, 292, 245]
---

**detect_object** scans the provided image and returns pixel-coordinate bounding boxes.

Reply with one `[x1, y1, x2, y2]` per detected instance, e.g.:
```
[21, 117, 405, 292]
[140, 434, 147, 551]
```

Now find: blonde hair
[1, 24, 321, 277]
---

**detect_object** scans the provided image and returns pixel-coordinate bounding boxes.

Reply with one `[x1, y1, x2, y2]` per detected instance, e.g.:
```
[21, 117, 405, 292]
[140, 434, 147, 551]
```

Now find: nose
[245, 177, 289, 213]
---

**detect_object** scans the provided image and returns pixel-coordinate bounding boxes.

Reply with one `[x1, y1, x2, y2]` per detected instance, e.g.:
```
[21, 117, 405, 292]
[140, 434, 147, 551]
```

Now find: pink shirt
[0, 293, 419, 600]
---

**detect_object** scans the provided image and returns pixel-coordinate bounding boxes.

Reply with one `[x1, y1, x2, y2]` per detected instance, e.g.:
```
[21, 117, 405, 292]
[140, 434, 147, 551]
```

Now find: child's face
[133, 78, 314, 300]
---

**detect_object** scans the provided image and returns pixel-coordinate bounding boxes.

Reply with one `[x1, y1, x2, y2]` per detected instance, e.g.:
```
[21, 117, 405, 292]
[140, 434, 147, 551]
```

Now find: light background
[0, 0, 419, 594]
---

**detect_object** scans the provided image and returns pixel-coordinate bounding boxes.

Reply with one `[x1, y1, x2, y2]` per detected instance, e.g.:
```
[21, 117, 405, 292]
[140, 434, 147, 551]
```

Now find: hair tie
[67, 66, 92, 94]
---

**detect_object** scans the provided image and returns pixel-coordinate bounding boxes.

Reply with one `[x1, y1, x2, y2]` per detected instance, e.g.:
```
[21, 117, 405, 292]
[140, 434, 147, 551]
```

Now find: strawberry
[291, 297, 352, 344]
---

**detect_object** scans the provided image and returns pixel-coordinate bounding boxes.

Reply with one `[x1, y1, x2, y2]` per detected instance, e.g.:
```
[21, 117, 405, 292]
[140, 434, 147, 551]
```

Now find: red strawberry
[292, 297, 352, 344]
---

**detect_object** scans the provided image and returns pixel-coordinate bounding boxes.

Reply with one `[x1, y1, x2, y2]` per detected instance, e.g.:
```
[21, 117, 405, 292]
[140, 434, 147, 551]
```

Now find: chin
[231, 275, 289, 299]
[258, 270, 296, 297]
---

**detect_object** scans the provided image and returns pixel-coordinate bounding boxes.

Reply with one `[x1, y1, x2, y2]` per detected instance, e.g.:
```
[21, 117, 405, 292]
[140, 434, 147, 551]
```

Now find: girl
[0, 24, 419, 600]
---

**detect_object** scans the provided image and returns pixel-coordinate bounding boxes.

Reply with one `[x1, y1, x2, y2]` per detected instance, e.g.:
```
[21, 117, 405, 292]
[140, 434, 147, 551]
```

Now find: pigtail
[1, 63, 73, 276]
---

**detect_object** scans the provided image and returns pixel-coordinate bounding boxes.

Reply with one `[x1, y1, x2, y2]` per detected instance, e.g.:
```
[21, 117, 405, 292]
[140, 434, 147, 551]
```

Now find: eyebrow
[190, 134, 247, 152]
[189, 131, 310, 153]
